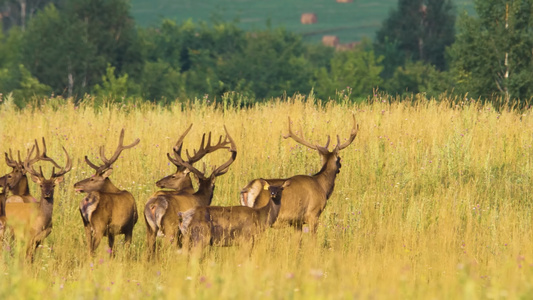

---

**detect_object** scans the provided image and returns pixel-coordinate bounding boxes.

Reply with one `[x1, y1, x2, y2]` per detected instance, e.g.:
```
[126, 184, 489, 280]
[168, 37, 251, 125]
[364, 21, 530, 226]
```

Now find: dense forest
[0, 0, 532, 107]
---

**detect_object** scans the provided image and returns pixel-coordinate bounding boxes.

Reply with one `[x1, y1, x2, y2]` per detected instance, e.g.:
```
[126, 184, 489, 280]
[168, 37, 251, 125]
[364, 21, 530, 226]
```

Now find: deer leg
[146, 226, 157, 260]
[26, 239, 38, 263]
[90, 230, 104, 255]
[163, 227, 178, 248]
[107, 234, 115, 256]
[26, 228, 51, 262]
[306, 216, 320, 234]
[80, 210, 94, 255]
[124, 230, 133, 248]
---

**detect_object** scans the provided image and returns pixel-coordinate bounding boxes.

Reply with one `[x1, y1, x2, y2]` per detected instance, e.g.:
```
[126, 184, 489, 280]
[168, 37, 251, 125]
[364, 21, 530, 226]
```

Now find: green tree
[0, 24, 50, 107]
[219, 28, 315, 100]
[93, 64, 136, 103]
[0, 0, 58, 32]
[385, 60, 453, 97]
[314, 44, 384, 101]
[375, 0, 456, 77]
[19, 4, 94, 97]
[19, 0, 141, 99]
[449, 0, 533, 101]
[62, 0, 143, 81]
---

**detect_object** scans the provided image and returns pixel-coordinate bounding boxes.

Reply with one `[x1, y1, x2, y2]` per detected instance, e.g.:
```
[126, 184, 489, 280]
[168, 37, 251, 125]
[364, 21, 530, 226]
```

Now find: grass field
[130, 0, 475, 43]
[1, 93, 533, 299]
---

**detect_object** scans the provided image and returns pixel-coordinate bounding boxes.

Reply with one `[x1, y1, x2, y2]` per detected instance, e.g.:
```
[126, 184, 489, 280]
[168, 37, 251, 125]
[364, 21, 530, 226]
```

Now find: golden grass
[1, 94, 533, 299]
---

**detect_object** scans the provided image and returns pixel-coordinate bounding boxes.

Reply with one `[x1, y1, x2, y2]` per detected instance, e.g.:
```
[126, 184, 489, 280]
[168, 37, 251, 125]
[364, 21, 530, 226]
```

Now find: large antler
[283, 117, 330, 154]
[167, 124, 231, 168]
[170, 126, 237, 180]
[5, 149, 19, 168]
[335, 114, 358, 150]
[24, 141, 72, 179]
[6, 138, 61, 171]
[85, 129, 140, 173]
[284, 115, 359, 153]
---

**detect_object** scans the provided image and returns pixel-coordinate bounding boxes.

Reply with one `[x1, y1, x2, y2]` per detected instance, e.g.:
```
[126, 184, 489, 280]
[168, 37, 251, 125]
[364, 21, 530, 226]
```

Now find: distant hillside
[130, 0, 475, 44]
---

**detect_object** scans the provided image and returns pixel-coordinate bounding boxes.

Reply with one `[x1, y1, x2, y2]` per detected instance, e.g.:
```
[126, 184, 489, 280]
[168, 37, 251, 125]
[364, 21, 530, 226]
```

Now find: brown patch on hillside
[301, 13, 317, 24]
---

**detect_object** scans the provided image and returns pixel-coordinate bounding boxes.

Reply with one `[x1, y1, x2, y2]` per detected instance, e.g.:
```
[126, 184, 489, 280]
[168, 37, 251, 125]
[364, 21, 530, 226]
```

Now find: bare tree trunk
[68, 60, 74, 98]
[19, 0, 26, 31]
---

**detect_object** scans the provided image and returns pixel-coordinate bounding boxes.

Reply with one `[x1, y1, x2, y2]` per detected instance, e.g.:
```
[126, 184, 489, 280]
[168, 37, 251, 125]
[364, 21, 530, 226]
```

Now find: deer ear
[54, 176, 64, 184]
[240, 191, 249, 206]
[30, 174, 41, 184]
[101, 169, 113, 178]
[282, 180, 291, 188]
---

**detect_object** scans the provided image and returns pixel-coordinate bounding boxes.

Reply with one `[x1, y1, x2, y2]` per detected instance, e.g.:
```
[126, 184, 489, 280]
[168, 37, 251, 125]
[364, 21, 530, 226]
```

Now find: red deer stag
[178, 179, 291, 251]
[3, 139, 61, 203]
[73, 129, 140, 256]
[150, 123, 230, 196]
[242, 115, 358, 233]
[5, 141, 71, 261]
[144, 125, 231, 254]
[144, 126, 236, 258]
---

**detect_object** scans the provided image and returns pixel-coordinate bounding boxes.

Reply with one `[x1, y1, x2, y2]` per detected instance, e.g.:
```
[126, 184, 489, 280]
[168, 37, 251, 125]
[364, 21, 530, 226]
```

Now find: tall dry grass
[0, 93, 532, 299]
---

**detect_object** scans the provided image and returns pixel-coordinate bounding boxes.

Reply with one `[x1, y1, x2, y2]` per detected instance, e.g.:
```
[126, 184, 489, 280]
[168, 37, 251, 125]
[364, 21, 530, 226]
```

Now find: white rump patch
[79, 193, 99, 223]
[6, 196, 24, 203]
[240, 179, 264, 207]
[144, 196, 168, 233]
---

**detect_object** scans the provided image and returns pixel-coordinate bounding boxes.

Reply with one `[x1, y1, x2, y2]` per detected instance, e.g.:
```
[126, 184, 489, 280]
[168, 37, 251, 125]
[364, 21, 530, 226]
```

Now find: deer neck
[39, 196, 54, 221]
[194, 179, 214, 206]
[100, 178, 122, 193]
[313, 157, 338, 200]
[11, 175, 31, 196]
[181, 176, 195, 193]
[259, 197, 282, 227]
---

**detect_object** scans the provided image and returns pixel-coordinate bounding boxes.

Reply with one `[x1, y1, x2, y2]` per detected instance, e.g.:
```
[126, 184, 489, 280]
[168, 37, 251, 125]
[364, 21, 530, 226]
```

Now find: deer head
[240, 179, 291, 207]
[24, 139, 72, 200]
[156, 124, 231, 190]
[284, 114, 358, 174]
[4, 138, 62, 191]
[170, 125, 237, 191]
[74, 129, 140, 193]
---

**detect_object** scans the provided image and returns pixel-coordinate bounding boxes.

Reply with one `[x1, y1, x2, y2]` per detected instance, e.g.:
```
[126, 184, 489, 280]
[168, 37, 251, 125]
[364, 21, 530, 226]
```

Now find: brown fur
[144, 126, 237, 259]
[74, 129, 140, 256]
[179, 179, 290, 250]
[4, 149, 38, 203]
[243, 116, 358, 233]
[145, 174, 217, 255]
[77, 181, 138, 255]
[3, 145, 71, 262]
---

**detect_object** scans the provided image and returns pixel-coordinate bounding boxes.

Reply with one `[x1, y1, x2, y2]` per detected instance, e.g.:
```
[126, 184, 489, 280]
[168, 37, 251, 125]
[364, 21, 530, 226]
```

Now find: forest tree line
[0, 0, 532, 107]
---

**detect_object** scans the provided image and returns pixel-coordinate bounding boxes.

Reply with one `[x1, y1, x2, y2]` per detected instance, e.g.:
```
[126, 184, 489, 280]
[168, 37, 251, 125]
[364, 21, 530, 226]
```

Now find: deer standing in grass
[178, 179, 291, 251]
[144, 126, 236, 258]
[241, 116, 358, 233]
[4, 140, 71, 262]
[73, 129, 140, 256]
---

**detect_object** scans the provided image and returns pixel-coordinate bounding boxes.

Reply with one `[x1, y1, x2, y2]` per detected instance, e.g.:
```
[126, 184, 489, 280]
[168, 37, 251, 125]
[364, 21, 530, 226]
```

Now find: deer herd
[0, 116, 358, 262]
